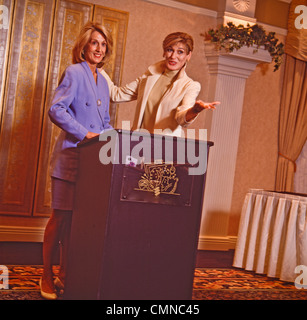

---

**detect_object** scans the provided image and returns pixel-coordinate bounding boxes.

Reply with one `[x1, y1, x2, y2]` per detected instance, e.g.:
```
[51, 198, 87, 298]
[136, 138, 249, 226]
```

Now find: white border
[198, 235, 237, 251]
[0, 225, 237, 250]
[0, 226, 45, 242]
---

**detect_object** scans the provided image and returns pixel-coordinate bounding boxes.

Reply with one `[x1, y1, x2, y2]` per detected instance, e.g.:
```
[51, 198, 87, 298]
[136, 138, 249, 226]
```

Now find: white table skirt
[233, 189, 307, 282]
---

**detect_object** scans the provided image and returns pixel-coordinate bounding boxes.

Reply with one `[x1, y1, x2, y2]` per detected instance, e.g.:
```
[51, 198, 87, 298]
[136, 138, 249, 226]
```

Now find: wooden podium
[64, 130, 213, 300]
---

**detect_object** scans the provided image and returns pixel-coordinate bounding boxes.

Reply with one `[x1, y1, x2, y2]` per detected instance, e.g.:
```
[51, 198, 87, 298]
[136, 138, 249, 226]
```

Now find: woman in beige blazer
[101, 32, 219, 136]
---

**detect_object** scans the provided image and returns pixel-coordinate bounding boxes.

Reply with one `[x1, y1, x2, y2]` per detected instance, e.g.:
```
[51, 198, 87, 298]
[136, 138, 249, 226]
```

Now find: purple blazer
[49, 61, 112, 182]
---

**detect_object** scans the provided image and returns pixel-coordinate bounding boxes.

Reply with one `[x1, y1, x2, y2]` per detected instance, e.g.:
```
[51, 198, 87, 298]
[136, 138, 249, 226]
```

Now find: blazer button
[86, 102, 90, 106]
[90, 124, 94, 128]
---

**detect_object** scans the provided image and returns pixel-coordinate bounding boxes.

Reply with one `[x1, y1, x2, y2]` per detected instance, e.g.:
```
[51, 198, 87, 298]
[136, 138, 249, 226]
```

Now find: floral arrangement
[202, 22, 285, 71]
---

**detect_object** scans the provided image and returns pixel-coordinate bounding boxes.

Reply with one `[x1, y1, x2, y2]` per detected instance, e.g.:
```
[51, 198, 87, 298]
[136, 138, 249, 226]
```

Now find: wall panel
[0, 0, 15, 120]
[0, 0, 128, 226]
[93, 6, 129, 126]
[0, 0, 54, 216]
[33, 0, 93, 216]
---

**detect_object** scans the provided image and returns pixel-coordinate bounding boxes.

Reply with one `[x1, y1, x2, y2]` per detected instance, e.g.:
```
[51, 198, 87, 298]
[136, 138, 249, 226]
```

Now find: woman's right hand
[85, 131, 99, 140]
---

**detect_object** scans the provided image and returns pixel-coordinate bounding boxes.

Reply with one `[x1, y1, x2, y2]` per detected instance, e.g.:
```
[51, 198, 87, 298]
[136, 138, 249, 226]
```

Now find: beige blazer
[100, 60, 201, 136]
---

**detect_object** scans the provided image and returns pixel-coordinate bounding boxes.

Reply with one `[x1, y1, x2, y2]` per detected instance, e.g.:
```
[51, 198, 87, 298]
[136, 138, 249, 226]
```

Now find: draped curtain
[275, 0, 307, 192]
[294, 140, 307, 193]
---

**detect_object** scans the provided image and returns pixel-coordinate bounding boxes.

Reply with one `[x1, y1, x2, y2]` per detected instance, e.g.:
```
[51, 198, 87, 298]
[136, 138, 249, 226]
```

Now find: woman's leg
[42, 209, 71, 293]
[58, 212, 72, 284]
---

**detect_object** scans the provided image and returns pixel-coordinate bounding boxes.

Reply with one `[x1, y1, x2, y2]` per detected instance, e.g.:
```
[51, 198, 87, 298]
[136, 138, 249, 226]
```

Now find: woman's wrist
[185, 105, 200, 122]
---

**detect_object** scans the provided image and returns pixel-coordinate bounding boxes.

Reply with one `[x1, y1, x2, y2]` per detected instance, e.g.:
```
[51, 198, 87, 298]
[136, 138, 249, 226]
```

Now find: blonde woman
[41, 21, 113, 299]
[101, 32, 219, 136]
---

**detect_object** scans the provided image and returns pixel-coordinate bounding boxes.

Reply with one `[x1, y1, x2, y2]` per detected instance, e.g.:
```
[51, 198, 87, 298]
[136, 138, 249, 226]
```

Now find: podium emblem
[136, 163, 180, 196]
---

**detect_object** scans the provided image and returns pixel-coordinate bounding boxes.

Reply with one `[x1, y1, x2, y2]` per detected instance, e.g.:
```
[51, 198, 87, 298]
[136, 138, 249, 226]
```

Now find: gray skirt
[51, 177, 76, 211]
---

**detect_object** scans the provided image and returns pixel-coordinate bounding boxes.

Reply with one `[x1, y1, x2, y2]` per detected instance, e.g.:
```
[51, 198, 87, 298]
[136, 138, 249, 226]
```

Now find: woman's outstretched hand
[194, 100, 220, 112]
[186, 100, 220, 122]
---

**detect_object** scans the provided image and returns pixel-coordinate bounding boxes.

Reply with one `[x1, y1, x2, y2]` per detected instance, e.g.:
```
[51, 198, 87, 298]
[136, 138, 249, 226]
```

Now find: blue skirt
[51, 177, 76, 211]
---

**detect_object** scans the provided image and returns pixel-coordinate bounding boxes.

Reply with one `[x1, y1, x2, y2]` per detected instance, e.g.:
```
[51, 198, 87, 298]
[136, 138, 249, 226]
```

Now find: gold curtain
[275, 0, 307, 192]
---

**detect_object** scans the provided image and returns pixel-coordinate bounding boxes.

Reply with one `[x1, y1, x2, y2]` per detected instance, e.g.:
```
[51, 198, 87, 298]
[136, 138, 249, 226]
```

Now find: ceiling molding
[141, 0, 288, 35]
[257, 22, 288, 36]
[142, 0, 218, 17]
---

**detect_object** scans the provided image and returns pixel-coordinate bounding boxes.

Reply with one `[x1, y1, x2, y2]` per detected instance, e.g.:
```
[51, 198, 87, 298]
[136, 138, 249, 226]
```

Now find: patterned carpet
[193, 268, 307, 300]
[1, 266, 307, 300]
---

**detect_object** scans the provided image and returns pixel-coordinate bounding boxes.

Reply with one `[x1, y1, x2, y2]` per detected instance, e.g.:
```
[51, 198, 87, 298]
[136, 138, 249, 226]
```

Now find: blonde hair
[162, 32, 194, 53]
[72, 21, 113, 68]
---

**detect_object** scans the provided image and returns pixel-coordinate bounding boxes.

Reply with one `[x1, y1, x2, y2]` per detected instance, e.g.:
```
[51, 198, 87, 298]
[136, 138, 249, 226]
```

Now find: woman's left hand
[185, 100, 220, 122]
[193, 100, 220, 112]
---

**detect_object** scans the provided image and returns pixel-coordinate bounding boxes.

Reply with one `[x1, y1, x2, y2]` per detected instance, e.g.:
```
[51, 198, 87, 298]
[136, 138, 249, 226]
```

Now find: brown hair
[162, 32, 194, 53]
[72, 21, 113, 68]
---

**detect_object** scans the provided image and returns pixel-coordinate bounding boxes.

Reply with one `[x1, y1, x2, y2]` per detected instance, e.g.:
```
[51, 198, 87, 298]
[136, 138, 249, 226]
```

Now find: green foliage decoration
[202, 22, 285, 71]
